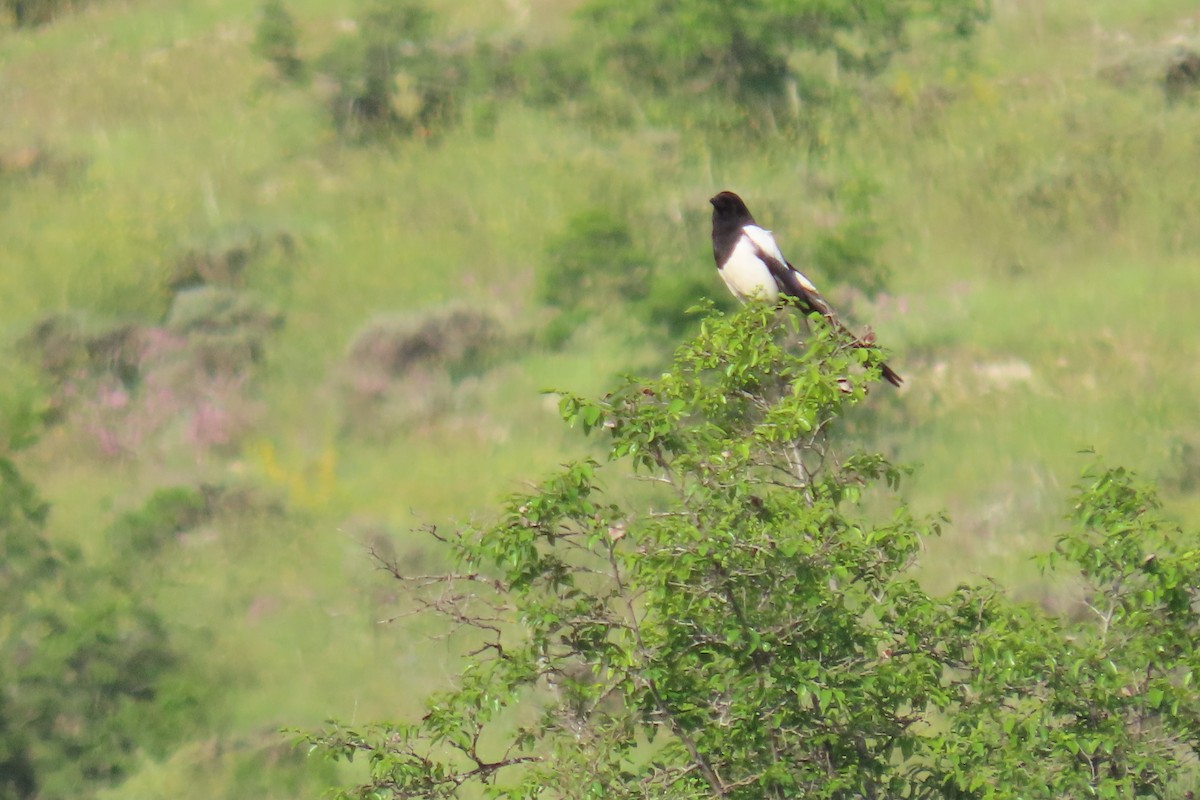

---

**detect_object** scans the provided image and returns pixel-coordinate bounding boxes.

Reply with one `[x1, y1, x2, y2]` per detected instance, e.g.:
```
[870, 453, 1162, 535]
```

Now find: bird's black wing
[752, 244, 904, 387]
[750, 245, 834, 319]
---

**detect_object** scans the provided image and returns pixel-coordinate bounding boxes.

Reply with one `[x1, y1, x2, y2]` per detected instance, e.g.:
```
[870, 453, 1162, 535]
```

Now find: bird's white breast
[720, 233, 780, 303]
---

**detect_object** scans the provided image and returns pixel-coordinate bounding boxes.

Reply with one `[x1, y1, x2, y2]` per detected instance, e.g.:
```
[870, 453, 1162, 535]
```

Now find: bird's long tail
[878, 361, 903, 388]
[829, 316, 903, 388]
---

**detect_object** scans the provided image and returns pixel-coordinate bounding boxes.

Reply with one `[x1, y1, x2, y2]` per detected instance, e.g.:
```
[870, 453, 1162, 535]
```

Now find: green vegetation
[579, 0, 989, 134]
[1, 0, 1200, 796]
[0, 442, 198, 798]
[254, 0, 303, 83]
[311, 305, 1200, 798]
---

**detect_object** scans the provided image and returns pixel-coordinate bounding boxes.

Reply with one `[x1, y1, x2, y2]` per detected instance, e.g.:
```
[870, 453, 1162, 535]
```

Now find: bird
[710, 190, 902, 387]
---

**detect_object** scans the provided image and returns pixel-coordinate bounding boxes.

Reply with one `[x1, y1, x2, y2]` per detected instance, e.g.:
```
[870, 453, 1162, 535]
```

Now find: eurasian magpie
[710, 190, 902, 387]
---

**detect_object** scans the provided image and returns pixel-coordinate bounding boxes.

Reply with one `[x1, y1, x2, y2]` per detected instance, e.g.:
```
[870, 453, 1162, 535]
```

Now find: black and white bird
[710, 190, 902, 387]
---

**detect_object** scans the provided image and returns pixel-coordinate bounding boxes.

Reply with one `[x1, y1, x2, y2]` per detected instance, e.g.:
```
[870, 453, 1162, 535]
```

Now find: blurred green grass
[4, 0, 1200, 795]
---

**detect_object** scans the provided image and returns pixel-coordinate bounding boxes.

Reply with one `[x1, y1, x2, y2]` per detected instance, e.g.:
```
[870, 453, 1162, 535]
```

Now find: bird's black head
[710, 191, 757, 267]
[710, 191, 755, 227]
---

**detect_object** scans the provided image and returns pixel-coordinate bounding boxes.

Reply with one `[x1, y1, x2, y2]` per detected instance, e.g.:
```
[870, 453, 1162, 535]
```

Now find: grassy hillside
[850, 0, 1200, 585]
[3, 0, 1200, 795]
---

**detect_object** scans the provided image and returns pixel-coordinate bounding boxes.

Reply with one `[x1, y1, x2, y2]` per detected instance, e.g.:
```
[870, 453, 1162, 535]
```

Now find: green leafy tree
[254, 0, 304, 82]
[309, 304, 1200, 799]
[316, 0, 438, 138]
[316, 0, 517, 141]
[0, 421, 197, 797]
[2, 0, 92, 27]
[578, 0, 990, 132]
[0, 459, 48, 800]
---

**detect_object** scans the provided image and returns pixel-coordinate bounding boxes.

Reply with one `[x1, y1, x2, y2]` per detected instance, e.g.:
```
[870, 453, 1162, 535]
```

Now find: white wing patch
[743, 225, 787, 264]
[743, 225, 820, 294]
[791, 267, 819, 294]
